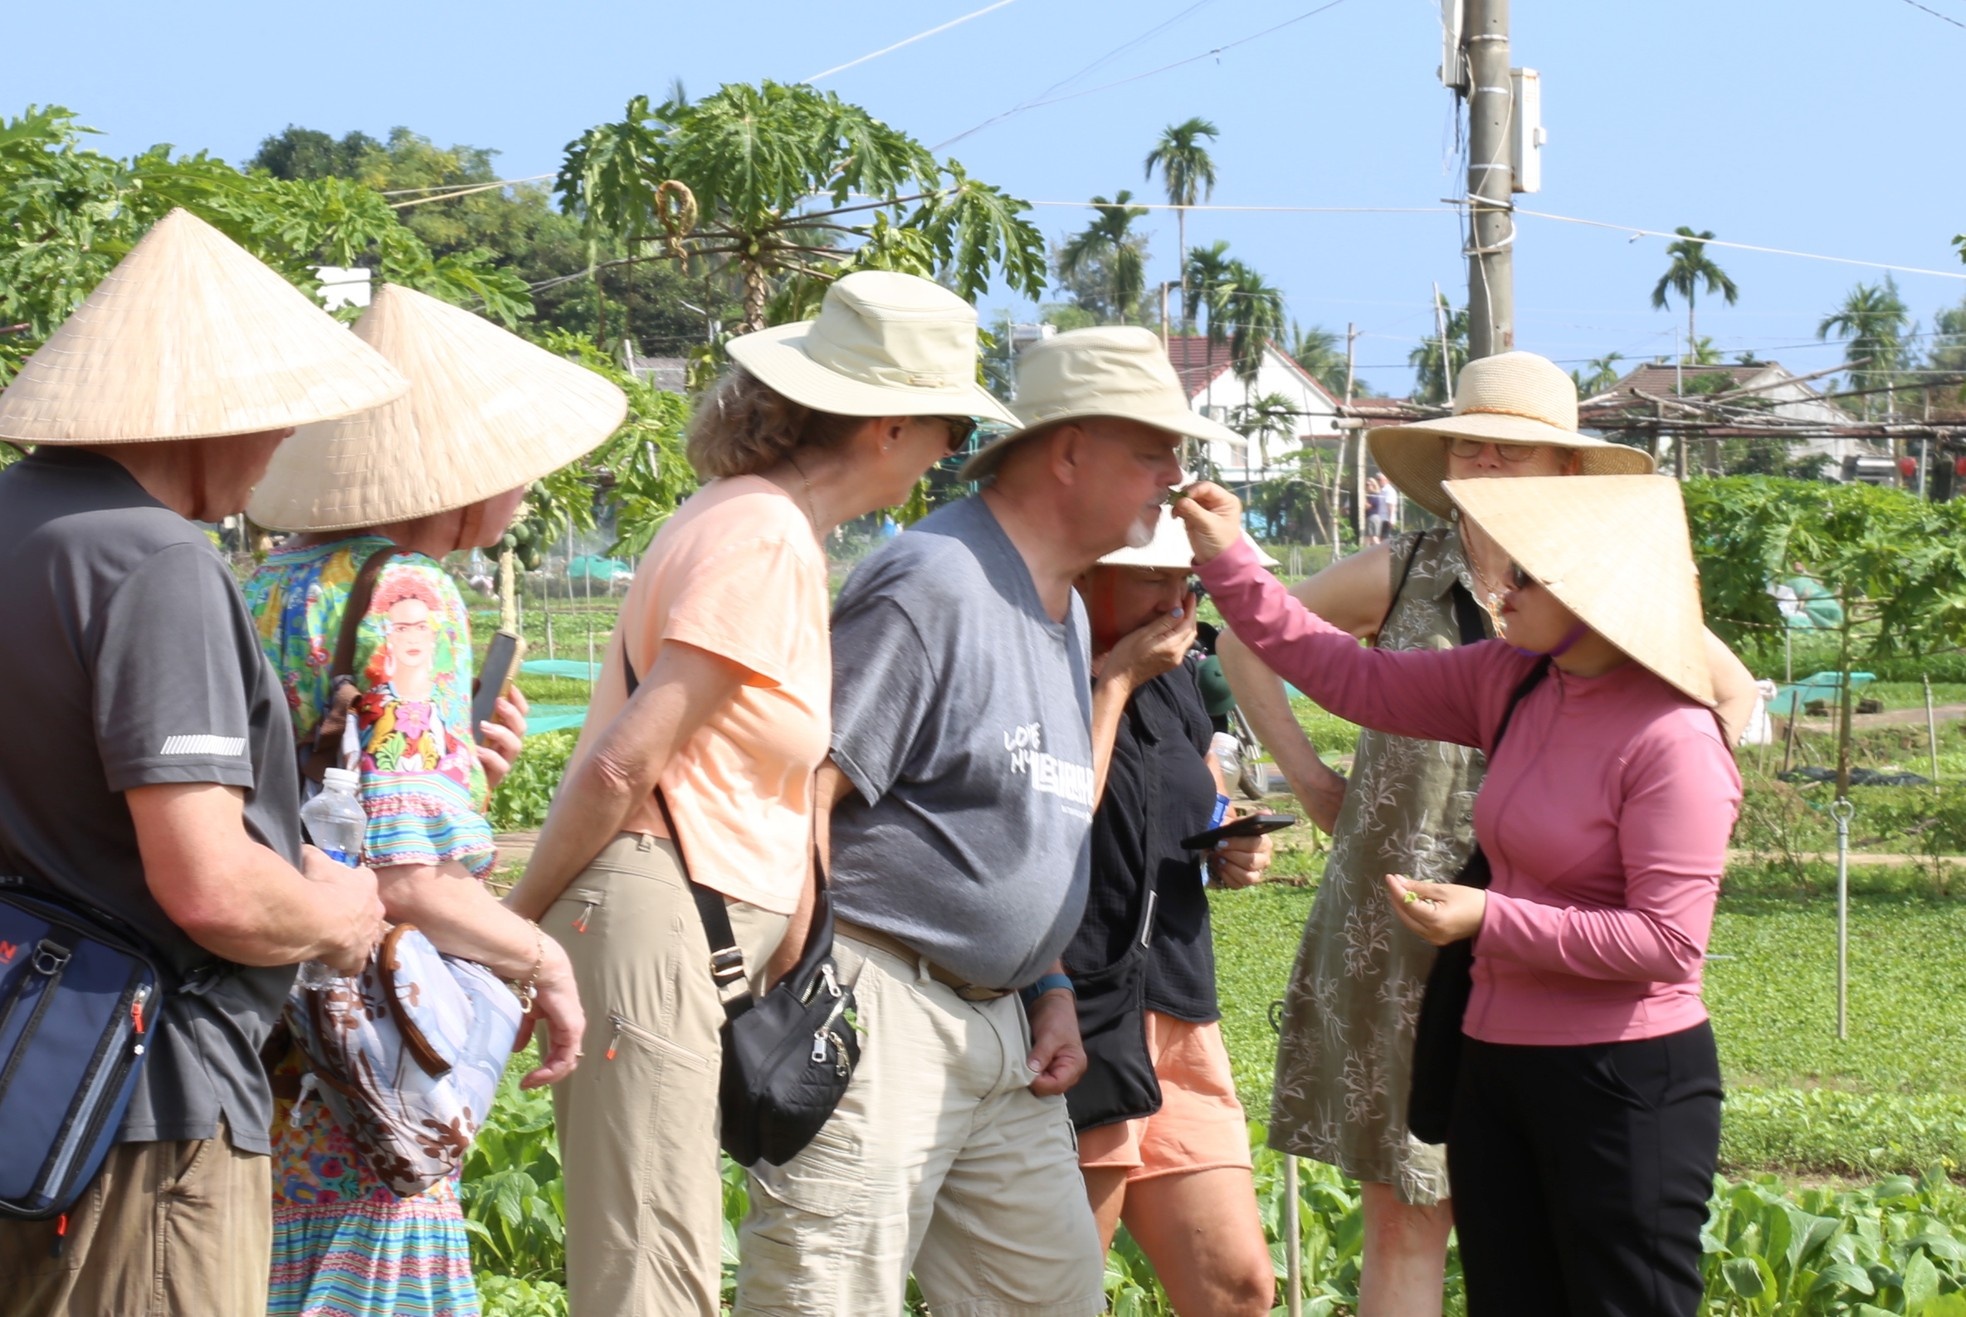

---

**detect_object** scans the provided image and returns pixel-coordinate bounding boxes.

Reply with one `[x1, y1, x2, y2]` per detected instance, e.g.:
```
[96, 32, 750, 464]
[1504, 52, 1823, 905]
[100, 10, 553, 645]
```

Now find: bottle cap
[322, 767, 361, 792]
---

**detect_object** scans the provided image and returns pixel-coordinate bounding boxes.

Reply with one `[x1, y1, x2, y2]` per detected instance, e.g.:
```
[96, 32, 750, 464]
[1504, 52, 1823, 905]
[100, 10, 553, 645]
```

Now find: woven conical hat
[249, 285, 627, 532]
[1370, 352, 1653, 518]
[1444, 474, 1714, 706]
[0, 209, 407, 444]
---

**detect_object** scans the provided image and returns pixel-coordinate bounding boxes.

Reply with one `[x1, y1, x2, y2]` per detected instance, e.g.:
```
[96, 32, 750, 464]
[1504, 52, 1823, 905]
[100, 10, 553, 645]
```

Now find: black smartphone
[471, 630, 526, 744]
[1179, 812, 1297, 850]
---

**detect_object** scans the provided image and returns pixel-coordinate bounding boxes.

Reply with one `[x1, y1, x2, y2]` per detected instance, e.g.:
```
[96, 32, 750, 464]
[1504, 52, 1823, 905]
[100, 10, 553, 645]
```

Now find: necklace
[784, 455, 821, 532]
[1458, 533, 1509, 635]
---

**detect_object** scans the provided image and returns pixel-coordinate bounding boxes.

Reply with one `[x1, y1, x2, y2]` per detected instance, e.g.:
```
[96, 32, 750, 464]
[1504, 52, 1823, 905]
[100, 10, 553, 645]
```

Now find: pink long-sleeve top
[1200, 537, 1741, 1046]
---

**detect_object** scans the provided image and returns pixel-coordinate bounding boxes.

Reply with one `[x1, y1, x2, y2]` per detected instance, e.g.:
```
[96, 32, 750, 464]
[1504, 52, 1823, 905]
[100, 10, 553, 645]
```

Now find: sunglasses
[1447, 438, 1546, 463]
[1507, 563, 1536, 590]
[934, 416, 979, 455]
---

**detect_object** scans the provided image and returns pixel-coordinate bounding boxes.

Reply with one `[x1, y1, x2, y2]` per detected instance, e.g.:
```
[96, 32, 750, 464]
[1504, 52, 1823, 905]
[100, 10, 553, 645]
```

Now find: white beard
[1123, 511, 1157, 549]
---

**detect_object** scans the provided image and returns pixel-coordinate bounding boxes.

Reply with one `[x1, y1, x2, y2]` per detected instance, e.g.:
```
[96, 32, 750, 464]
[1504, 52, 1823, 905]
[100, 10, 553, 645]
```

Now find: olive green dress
[1266, 527, 1495, 1205]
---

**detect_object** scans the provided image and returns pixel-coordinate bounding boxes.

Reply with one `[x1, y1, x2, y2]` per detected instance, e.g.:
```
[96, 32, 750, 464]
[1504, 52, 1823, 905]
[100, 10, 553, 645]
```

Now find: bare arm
[1702, 628, 1757, 747]
[127, 782, 384, 973]
[1216, 542, 1398, 833]
[504, 640, 748, 921]
[763, 763, 855, 984]
[1089, 597, 1198, 807]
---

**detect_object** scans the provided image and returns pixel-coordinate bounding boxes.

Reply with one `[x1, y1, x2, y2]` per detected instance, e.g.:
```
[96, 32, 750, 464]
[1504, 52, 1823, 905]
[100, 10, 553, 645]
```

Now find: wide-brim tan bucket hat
[1099, 505, 1279, 570]
[725, 270, 1015, 427]
[1370, 350, 1653, 519]
[0, 209, 407, 445]
[961, 326, 1243, 483]
[248, 284, 626, 532]
[1445, 474, 1714, 706]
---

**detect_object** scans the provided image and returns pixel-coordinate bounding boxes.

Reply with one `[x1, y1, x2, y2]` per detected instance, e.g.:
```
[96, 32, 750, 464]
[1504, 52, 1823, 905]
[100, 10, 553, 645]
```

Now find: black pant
[1447, 1020, 1722, 1317]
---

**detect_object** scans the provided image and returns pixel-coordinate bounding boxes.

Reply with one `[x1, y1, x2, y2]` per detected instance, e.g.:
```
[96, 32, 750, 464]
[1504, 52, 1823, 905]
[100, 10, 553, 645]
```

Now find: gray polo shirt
[829, 496, 1095, 990]
[0, 449, 301, 1153]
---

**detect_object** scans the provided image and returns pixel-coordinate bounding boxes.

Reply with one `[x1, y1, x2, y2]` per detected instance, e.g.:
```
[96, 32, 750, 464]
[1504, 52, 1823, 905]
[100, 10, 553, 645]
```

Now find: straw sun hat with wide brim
[1445, 473, 1714, 707]
[0, 209, 407, 445]
[960, 326, 1243, 483]
[1098, 505, 1279, 570]
[248, 285, 626, 533]
[725, 270, 1016, 427]
[1369, 350, 1653, 519]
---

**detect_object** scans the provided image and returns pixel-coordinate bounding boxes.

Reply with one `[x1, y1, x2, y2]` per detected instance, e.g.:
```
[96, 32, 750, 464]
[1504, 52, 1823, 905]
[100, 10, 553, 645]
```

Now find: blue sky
[20, 0, 1966, 394]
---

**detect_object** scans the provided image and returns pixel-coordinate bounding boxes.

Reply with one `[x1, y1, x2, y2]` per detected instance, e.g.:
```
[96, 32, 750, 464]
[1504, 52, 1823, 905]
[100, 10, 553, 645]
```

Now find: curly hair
[685, 366, 866, 479]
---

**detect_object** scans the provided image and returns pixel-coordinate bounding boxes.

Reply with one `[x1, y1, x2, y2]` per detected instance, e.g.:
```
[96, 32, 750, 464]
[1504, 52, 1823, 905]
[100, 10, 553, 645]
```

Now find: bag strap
[1453, 658, 1552, 894]
[301, 544, 408, 785]
[1372, 532, 1425, 647]
[1448, 582, 1489, 647]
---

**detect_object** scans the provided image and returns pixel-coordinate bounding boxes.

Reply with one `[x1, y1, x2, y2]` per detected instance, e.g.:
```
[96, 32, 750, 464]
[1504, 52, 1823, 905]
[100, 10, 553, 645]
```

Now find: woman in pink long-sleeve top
[1178, 473, 1740, 1317]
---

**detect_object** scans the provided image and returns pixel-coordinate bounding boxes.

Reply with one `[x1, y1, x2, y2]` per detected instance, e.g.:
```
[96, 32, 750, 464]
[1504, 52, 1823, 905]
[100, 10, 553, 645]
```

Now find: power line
[1029, 200, 1449, 215]
[803, 1, 1020, 83]
[1513, 207, 1966, 282]
[1894, 0, 1966, 30]
[381, 174, 552, 199]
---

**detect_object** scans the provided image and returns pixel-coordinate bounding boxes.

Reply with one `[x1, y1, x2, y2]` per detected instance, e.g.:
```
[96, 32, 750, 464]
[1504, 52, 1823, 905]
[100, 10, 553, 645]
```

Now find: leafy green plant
[485, 730, 578, 832]
[460, 1061, 566, 1283]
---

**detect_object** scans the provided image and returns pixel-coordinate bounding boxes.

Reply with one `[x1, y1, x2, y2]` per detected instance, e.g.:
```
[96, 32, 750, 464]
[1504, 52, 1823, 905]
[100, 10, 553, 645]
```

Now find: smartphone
[471, 630, 527, 744]
[1179, 812, 1297, 851]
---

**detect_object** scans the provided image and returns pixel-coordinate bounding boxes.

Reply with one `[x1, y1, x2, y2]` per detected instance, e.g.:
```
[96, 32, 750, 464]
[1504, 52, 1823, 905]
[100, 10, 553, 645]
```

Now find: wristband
[1019, 972, 1075, 1008]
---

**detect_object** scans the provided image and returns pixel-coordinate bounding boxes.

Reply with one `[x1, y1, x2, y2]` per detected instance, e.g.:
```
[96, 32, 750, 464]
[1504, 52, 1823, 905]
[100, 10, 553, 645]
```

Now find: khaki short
[1077, 1013, 1253, 1181]
[0, 1128, 271, 1317]
[734, 931, 1106, 1317]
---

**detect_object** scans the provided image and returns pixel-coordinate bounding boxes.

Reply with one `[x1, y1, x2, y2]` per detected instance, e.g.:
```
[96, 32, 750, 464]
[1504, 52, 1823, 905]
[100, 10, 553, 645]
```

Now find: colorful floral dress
[1266, 528, 1492, 1206]
[245, 536, 494, 1317]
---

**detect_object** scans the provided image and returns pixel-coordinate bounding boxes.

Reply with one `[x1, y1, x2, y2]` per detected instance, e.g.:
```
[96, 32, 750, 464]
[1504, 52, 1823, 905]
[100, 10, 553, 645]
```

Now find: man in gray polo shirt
[0, 209, 396, 1316]
[736, 327, 1243, 1316]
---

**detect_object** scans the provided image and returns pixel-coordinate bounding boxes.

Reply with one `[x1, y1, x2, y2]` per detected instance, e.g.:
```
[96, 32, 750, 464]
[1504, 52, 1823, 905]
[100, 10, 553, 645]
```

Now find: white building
[1165, 336, 1344, 482]
[1581, 361, 1883, 477]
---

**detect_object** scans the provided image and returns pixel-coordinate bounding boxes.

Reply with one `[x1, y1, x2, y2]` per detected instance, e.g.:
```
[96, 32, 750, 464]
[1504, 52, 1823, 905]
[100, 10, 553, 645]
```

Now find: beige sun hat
[1098, 505, 1280, 570]
[1369, 350, 1653, 519]
[960, 326, 1242, 482]
[1445, 474, 1714, 706]
[0, 209, 407, 445]
[724, 270, 1015, 426]
[247, 284, 626, 532]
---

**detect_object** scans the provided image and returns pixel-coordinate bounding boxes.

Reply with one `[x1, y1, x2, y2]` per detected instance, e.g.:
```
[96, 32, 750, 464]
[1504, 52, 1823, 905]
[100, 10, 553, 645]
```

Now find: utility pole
[1159, 281, 1172, 354]
[1432, 281, 1456, 401]
[1462, 0, 1514, 360]
[1346, 323, 1364, 546]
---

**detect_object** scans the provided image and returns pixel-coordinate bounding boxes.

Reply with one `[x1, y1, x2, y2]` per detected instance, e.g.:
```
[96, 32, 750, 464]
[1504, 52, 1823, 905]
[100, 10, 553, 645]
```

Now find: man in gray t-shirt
[0, 209, 392, 1317]
[737, 327, 1247, 1317]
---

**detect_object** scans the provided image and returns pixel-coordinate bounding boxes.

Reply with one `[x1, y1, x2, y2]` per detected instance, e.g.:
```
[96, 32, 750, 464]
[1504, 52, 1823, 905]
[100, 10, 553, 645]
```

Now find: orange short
[1076, 1012, 1253, 1181]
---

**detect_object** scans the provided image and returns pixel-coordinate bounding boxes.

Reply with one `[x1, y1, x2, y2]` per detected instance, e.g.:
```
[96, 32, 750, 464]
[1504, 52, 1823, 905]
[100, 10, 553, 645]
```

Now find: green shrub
[486, 730, 578, 832]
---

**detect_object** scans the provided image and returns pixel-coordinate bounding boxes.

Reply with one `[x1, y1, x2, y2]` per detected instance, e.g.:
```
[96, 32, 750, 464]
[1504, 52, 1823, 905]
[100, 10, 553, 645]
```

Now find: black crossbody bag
[1405, 655, 1549, 1145]
[625, 652, 860, 1168]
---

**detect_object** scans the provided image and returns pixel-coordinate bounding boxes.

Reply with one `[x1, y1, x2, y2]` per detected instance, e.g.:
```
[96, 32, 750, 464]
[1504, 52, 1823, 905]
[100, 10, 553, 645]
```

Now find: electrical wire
[1893, 0, 1966, 30]
[803, 1, 1020, 84]
[380, 175, 553, 197]
[1512, 207, 1966, 282]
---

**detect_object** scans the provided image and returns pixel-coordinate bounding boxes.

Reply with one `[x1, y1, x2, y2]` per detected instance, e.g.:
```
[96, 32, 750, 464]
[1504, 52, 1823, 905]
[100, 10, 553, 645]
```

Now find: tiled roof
[1586, 362, 1768, 406]
[1161, 335, 1339, 407]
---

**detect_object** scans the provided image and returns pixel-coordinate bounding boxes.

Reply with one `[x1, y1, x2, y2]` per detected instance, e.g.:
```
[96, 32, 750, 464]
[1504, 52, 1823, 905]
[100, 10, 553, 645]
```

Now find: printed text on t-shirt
[1004, 721, 1094, 812]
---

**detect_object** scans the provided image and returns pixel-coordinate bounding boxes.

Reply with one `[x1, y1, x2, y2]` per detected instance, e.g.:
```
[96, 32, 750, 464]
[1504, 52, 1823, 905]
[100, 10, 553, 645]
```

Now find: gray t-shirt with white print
[828, 495, 1095, 990]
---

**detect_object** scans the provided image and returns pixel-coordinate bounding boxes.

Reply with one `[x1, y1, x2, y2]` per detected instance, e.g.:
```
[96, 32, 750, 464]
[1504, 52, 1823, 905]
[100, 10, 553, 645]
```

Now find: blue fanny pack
[0, 878, 167, 1220]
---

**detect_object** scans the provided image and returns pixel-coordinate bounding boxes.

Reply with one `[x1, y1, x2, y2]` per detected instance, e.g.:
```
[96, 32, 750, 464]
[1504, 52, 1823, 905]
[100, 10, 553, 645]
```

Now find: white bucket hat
[0, 208, 408, 444]
[1369, 351, 1653, 519]
[724, 270, 1015, 425]
[248, 285, 627, 532]
[1445, 474, 1714, 706]
[1098, 505, 1279, 570]
[960, 326, 1242, 482]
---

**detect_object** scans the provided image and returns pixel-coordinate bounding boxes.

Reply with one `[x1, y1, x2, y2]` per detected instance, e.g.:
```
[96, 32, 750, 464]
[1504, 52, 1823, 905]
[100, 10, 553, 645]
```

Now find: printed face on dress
[1078, 565, 1190, 652]
[1442, 438, 1579, 482]
[385, 598, 436, 670]
[1070, 417, 1186, 553]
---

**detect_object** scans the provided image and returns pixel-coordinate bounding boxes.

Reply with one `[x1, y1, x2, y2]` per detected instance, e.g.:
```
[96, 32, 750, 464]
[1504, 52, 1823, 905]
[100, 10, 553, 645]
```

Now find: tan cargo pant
[546, 832, 787, 1317]
[734, 932, 1106, 1317]
[0, 1128, 271, 1316]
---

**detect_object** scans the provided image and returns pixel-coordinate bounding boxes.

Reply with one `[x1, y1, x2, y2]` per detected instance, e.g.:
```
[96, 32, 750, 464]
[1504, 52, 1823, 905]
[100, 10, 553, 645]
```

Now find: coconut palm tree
[1819, 277, 1913, 418]
[1209, 260, 1286, 385]
[1408, 295, 1470, 405]
[1058, 191, 1150, 322]
[1144, 117, 1219, 334]
[1230, 391, 1302, 472]
[1183, 240, 1233, 337]
[1571, 351, 1624, 399]
[1650, 226, 1740, 354]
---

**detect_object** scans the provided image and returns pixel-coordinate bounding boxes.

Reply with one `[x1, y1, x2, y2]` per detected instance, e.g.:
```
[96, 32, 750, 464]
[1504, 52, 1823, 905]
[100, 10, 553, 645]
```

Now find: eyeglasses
[1447, 438, 1547, 463]
[934, 416, 979, 454]
[1507, 563, 1536, 590]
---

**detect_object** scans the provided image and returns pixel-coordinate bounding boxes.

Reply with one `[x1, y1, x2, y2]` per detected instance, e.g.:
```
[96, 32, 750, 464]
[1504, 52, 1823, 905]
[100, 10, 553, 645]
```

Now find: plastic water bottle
[1209, 732, 1242, 786]
[297, 767, 366, 986]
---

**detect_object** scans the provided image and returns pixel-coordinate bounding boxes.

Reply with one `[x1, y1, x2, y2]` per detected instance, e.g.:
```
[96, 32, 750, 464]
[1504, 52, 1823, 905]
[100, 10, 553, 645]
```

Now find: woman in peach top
[504, 271, 1017, 1317]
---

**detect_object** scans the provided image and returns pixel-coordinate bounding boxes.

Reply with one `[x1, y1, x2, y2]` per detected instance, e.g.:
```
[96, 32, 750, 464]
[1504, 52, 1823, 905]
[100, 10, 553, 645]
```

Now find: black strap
[1373, 532, 1425, 647]
[1454, 658, 1552, 893]
[1448, 583, 1489, 647]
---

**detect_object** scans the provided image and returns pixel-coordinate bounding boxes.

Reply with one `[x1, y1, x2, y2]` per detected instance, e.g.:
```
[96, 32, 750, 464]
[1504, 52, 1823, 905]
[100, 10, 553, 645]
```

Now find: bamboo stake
[1925, 675, 1941, 786]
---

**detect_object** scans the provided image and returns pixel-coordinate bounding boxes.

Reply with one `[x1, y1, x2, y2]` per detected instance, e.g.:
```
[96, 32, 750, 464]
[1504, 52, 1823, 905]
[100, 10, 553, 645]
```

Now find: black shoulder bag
[625, 651, 860, 1168]
[1405, 656, 1549, 1145]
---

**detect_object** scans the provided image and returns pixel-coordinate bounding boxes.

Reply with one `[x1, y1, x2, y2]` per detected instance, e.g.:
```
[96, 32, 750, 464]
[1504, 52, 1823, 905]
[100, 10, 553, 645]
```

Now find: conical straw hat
[1370, 351, 1653, 518]
[1444, 474, 1714, 706]
[0, 209, 407, 444]
[249, 285, 627, 532]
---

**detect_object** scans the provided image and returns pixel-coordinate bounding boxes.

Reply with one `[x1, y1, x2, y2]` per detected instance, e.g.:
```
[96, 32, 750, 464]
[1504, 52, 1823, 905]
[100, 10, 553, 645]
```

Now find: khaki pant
[0, 1130, 271, 1317]
[546, 832, 787, 1317]
[734, 932, 1106, 1317]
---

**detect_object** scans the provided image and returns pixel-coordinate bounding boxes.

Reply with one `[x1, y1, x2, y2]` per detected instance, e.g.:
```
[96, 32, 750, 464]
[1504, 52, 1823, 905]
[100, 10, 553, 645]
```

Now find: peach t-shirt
[572, 475, 829, 914]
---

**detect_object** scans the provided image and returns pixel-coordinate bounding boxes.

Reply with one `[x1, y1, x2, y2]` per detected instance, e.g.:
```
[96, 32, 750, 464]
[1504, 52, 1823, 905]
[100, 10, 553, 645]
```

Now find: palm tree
[1182, 240, 1233, 337]
[1571, 351, 1624, 399]
[1230, 391, 1301, 472]
[1819, 277, 1913, 418]
[1209, 260, 1286, 385]
[1289, 323, 1361, 398]
[1144, 118, 1219, 334]
[1058, 191, 1150, 322]
[1650, 226, 1740, 355]
[1408, 295, 1470, 405]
